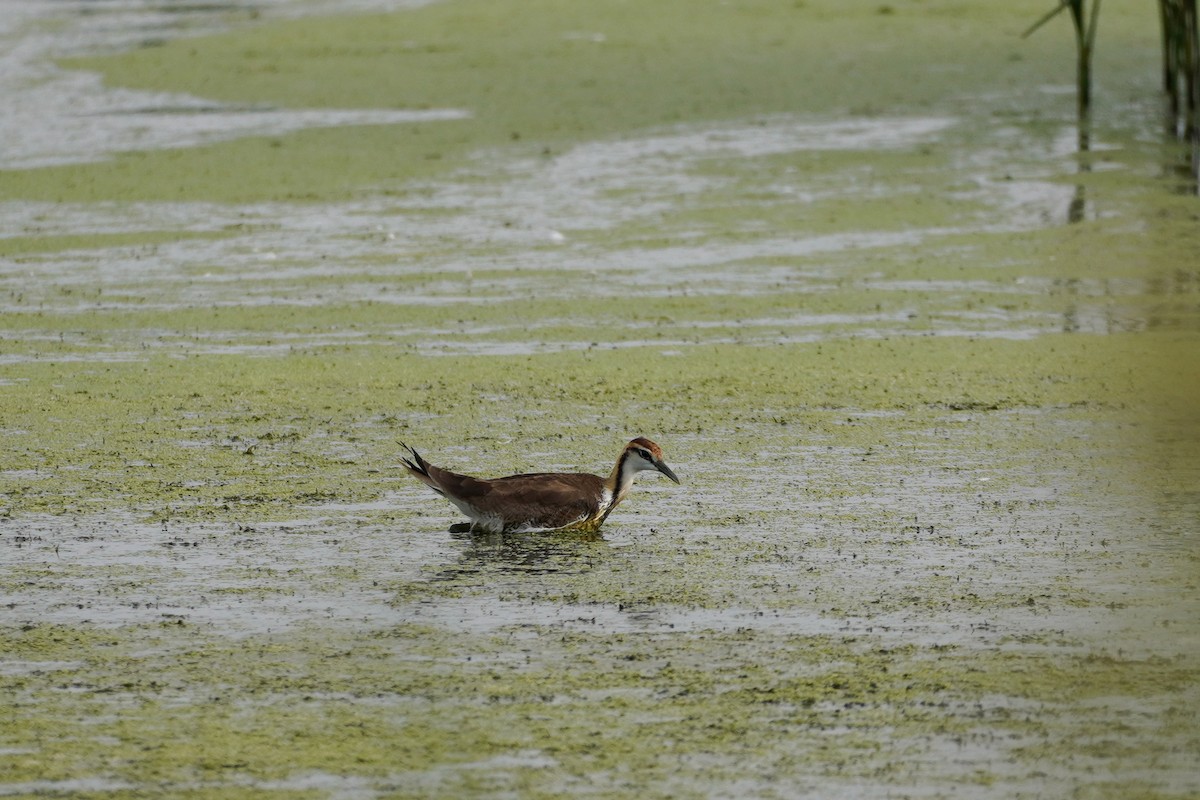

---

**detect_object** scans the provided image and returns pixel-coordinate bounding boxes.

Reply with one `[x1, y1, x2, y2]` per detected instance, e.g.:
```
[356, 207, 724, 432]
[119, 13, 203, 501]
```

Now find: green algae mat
[2, 0, 1199, 797]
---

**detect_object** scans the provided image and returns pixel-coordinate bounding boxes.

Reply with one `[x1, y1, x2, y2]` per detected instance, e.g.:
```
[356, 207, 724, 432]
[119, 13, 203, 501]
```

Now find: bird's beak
[656, 460, 680, 484]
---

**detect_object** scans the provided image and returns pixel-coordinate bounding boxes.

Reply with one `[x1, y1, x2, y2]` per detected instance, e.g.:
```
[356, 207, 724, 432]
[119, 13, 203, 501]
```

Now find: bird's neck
[604, 450, 636, 504]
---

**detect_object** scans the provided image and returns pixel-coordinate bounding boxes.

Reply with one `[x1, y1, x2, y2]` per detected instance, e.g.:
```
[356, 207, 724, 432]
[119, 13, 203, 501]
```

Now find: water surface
[2, 1, 1198, 798]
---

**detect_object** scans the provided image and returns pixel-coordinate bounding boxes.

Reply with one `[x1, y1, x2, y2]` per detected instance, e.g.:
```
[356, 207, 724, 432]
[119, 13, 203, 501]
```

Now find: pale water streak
[0, 0, 464, 169]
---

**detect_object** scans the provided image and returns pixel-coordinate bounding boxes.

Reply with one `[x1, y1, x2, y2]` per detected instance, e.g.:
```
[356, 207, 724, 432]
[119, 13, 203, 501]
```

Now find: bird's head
[624, 437, 680, 484]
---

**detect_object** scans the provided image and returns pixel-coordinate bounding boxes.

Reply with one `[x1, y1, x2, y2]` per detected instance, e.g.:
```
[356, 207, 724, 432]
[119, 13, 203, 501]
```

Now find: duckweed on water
[2, 0, 1199, 797]
[3, 623, 1197, 797]
[0, 0, 1159, 204]
[0, 333, 1185, 519]
[3, 330, 1197, 796]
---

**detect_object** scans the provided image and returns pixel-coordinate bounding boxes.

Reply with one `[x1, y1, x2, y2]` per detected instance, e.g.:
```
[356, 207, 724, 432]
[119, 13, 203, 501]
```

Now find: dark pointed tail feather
[398, 442, 446, 497]
[399, 442, 429, 477]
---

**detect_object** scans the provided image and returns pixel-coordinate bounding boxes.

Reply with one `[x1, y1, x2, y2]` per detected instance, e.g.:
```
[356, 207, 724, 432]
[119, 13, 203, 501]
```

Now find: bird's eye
[638, 449, 652, 461]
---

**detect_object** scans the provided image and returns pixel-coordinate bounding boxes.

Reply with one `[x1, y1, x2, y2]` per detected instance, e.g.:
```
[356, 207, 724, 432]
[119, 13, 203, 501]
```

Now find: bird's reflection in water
[433, 528, 611, 582]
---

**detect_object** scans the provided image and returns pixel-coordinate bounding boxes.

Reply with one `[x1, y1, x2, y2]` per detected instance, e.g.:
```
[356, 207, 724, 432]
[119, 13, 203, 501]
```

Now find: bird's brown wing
[456, 472, 606, 529]
[401, 444, 607, 530]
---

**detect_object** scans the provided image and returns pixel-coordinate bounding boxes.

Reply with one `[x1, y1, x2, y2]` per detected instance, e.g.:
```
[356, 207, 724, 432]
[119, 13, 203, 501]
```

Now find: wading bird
[401, 437, 680, 533]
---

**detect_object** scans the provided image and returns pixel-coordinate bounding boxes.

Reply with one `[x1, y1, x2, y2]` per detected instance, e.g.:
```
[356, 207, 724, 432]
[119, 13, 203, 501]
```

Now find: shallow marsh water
[2, 1, 1199, 798]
